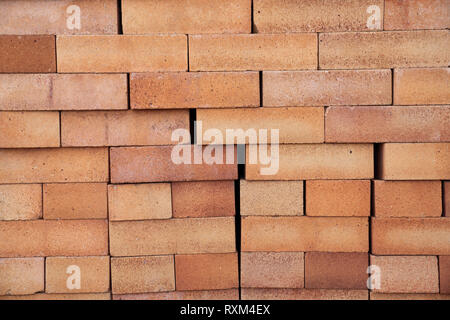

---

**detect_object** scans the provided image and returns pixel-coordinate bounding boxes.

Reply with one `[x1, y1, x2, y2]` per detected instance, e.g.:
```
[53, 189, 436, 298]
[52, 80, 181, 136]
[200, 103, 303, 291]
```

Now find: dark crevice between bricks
[186, 35, 190, 71]
[259, 71, 263, 107]
[373, 143, 381, 180]
[251, 0, 255, 33]
[235, 159, 245, 300]
[117, 0, 123, 34]
[303, 180, 306, 215]
[442, 181, 445, 217]
[391, 68, 394, 105]
[126, 73, 131, 109]
[189, 109, 197, 144]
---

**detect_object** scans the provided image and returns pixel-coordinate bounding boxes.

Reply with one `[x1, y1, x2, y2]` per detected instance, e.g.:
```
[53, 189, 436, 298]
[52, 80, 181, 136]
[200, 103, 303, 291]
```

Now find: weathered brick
[241, 288, 368, 300]
[122, 0, 251, 34]
[172, 181, 235, 218]
[370, 293, 450, 300]
[263, 70, 391, 107]
[108, 183, 172, 221]
[57, 35, 187, 73]
[113, 289, 239, 300]
[189, 34, 317, 71]
[242, 216, 368, 252]
[0, 35, 55, 73]
[445, 182, 450, 217]
[440, 256, 450, 294]
[241, 252, 304, 288]
[370, 255, 439, 293]
[131, 72, 259, 109]
[61, 110, 189, 146]
[43, 183, 107, 219]
[306, 180, 370, 217]
[111, 256, 175, 294]
[175, 253, 239, 291]
[0, 184, 42, 221]
[379, 143, 450, 180]
[46, 256, 110, 293]
[319, 31, 449, 69]
[110, 217, 235, 256]
[240, 180, 303, 216]
[0, 148, 109, 183]
[373, 181, 442, 217]
[0, 293, 111, 300]
[197, 107, 324, 144]
[0, 220, 108, 257]
[372, 218, 450, 255]
[0, 258, 44, 295]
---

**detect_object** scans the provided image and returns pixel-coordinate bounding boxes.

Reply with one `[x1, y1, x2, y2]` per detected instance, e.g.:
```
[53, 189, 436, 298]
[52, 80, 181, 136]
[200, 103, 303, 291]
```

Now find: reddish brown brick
[440, 256, 450, 294]
[0, 258, 44, 295]
[370, 293, 450, 300]
[0, 293, 111, 300]
[113, 289, 239, 300]
[241, 288, 368, 300]
[0, 184, 42, 221]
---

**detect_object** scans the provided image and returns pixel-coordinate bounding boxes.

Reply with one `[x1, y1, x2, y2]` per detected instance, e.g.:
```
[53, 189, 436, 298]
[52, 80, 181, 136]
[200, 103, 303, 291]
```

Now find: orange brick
[440, 256, 450, 294]
[197, 107, 324, 144]
[246, 144, 373, 180]
[0, 35, 55, 73]
[372, 218, 450, 255]
[394, 68, 450, 105]
[379, 143, 450, 180]
[254, 0, 384, 32]
[240, 180, 303, 216]
[0, 74, 127, 111]
[0, 293, 111, 300]
[0, 258, 44, 295]
[46, 257, 110, 293]
[122, 0, 251, 34]
[111, 256, 174, 294]
[61, 110, 189, 146]
[0, 112, 60, 148]
[370, 293, 450, 300]
[43, 183, 107, 219]
[370, 255, 439, 293]
[241, 252, 304, 288]
[130, 72, 259, 109]
[445, 182, 450, 217]
[113, 289, 239, 300]
[373, 181, 442, 217]
[385, 0, 449, 30]
[57, 35, 187, 73]
[0, 220, 108, 257]
[0, 0, 118, 34]
[108, 183, 172, 221]
[110, 146, 237, 183]
[175, 253, 238, 291]
[0, 148, 109, 183]
[172, 181, 235, 218]
[263, 70, 391, 107]
[319, 31, 449, 69]
[242, 216, 368, 252]
[306, 180, 370, 217]
[241, 288, 368, 300]
[110, 217, 235, 256]
[0, 184, 42, 221]
[189, 34, 317, 71]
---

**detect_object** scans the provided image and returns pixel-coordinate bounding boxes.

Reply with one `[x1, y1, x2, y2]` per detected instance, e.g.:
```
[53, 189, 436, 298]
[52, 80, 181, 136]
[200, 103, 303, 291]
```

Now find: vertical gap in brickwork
[251, 0, 255, 33]
[189, 109, 197, 144]
[235, 162, 245, 300]
[126, 74, 131, 109]
[187, 35, 190, 71]
[58, 111, 62, 147]
[317, 33, 320, 70]
[303, 180, 306, 215]
[117, 0, 123, 34]
[442, 181, 445, 217]
[391, 69, 394, 105]
[259, 71, 263, 107]
[373, 143, 380, 180]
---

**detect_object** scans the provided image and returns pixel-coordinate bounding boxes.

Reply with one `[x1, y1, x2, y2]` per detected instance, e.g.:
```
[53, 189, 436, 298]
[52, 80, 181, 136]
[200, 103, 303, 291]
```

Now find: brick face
[0, 184, 42, 221]
[440, 256, 450, 294]
[242, 288, 369, 300]
[0, 258, 44, 295]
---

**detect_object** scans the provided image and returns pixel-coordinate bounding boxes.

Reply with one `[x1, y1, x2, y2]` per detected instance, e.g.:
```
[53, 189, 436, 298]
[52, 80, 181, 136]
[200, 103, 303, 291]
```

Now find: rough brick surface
[0, 258, 44, 295]
[114, 289, 239, 300]
[440, 256, 450, 294]
[370, 293, 450, 300]
[0, 293, 111, 300]
[241, 288, 368, 300]
[0, 184, 42, 221]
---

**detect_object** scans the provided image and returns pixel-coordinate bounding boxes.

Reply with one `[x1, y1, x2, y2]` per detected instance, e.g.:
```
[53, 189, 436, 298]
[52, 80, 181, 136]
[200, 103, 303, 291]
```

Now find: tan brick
[241, 252, 304, 288]
[0, 0, 118, 34]
[110, 217, 235, 256]
[0, 293, 111, 300]
[246, 144, 373, 180]
[370, 255, 439, 293]
[0, 184, 42, 221]
[370, 293, 450, 300]
[242, 216, 368, 252]
[319, 30, 449, 69]
[445, 182, 450, 217]
[440, 256, 450, 294]
[113, 289, 239, 300]
[46, 257, 110, 293]
[110, 146, 237, 183]
[108, 183, 172, 221]
[61, 110, 189, 146]
[263, 70, 391, 107]
[0, 74, 127, 111]
[172, 181, 235, 218]
[240, 180, 303, 216]
[122, 0, 251, 34]
[0, 220, 108, 257]
[373, 181, 442, 217]
[254, 0, 384, 32]
[385, 0, 449, 30]
[0, 258, 44, 295]
[379, 143, 450, 180]
[175, 253, 238, 291]
[394, 68, 450, 105]
[189, 34, 317, 71]
[372, 218, 450, 255]
[0, 35, 55, 72]
[0, 148, 109, 183]
[306, 180, 370, 217]
[0, 112, 60, 148]
[57, 35, 187, 73]
[197, 107, 324, 144]
[43, 183, 107, 219]
[111, 256, 175, 294]
[241, 288, 368, 300]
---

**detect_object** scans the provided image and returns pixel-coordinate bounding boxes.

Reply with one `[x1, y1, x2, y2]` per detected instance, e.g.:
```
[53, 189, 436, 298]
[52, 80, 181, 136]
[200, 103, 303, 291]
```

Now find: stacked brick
[0, 0, 449, 300]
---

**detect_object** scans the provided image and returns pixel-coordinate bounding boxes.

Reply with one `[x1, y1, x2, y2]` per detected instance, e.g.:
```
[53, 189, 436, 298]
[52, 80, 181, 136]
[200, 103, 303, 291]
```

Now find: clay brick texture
[0, 0, 448, 302]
